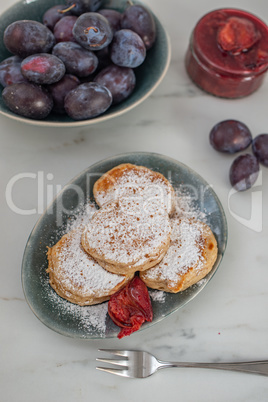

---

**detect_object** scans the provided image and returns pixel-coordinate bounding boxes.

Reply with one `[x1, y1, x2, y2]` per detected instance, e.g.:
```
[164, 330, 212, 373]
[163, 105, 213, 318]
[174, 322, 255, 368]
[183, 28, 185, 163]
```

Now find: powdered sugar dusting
[143, 217, 206, 285]
[43, 183, 213, 336]
[52, 228, 128, 297]
[77, 303, 108, 333]
[196, 278, 207, 287]
[65, 202, 97, 233]
[95, 165, 175, 215]
[83, 198, 171, 268]
[149, 290, 166, 303]
[174, 188, 207, 222]
[44, 201, 111, 336]
[41, 273, 108, 337]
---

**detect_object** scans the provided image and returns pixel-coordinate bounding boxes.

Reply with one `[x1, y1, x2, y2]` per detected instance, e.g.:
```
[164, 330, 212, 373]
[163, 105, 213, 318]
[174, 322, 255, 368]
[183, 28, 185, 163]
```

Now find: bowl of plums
[0, 0, 171, 126]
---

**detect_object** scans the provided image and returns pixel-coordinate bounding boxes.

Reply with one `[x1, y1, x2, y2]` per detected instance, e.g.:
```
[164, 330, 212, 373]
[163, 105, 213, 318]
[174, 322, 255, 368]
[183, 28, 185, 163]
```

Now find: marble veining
[0, 297, 25, 302]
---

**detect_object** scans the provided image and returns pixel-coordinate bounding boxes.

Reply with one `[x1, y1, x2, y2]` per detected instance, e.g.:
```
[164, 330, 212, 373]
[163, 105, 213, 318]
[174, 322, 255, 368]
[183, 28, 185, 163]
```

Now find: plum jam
[185, 9, 268, 98]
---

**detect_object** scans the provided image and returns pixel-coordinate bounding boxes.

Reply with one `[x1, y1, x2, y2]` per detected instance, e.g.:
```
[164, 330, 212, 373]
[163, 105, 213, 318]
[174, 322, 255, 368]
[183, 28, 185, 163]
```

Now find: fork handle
[159, 360, 268, 376]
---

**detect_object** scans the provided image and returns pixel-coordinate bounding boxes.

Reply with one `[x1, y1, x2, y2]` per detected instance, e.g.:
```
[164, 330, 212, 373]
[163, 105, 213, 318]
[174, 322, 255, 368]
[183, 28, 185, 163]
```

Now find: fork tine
[96, 357, 128, 367]
[96, 366, 129, 378]
[98, 349, 129, 357]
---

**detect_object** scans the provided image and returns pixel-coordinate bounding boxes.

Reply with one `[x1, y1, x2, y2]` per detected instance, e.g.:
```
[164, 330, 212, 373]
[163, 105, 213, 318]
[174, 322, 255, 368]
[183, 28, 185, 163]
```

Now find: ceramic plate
[22, 153, 228, 339]
[0, 0, 171, 127]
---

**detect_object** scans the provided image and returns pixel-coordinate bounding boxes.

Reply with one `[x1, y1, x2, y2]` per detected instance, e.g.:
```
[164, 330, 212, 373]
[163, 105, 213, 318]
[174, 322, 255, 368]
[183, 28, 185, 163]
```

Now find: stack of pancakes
[47, 164, 218, 306]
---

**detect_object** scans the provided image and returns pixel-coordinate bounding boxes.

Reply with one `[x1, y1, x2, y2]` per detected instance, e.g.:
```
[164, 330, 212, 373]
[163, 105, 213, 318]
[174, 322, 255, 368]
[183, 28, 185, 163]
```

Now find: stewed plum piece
[21, 53, 66, 84]
[110, 29, 146, 68]
[217, 17, 260, 55]
[121, 4, 156, 50]
[209, 120, 252, 153]
[54, 16, 78, 43]
[252, 134, 268, 167]
[4, 20, 55, 58]
[65, 0, 103, 15]
[94, 64, 135, 104]
[52, 42, 98, 77]
[2, 82, 53, 119]
[108, 276, 153, 339]
[47, 74, 80, 114]
[73, 12, 113, 50]
[42, 5, 72, 31]
[64, 82, 112, 120]
[0, 56, 27, 87]
[229, 154, 259, 191]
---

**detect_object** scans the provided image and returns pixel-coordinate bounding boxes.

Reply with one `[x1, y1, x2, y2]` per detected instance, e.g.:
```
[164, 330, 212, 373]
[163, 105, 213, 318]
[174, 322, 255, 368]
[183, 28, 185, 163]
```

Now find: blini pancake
[139, 217, 218, 293]
[47, 228, 134, 306]
[93, 163, 176, 216]
[81, 198, 171, 275]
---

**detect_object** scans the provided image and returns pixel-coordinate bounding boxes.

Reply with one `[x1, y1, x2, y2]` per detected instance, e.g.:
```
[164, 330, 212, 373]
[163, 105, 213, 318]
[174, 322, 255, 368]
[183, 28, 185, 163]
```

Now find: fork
[96, 349, 268, 378]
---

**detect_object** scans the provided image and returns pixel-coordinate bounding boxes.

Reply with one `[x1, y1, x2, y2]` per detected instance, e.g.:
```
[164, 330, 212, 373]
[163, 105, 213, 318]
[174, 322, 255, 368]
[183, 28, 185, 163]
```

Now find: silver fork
[96, 349, 268, 378]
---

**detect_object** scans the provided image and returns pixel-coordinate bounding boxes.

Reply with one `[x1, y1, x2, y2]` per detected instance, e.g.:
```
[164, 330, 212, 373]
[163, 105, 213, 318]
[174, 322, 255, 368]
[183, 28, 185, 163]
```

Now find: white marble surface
[1, 0, 268, 400]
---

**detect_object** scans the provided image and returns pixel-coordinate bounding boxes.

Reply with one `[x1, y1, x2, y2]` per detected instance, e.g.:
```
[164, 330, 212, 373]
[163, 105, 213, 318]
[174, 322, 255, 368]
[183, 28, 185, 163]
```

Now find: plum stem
[59, 3, 76, 14]
[84, 26, 99, 34]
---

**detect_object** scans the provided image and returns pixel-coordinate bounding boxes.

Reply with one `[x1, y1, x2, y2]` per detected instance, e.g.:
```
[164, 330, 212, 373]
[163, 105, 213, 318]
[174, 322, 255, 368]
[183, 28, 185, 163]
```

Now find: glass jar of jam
[185, 9, 268, 98]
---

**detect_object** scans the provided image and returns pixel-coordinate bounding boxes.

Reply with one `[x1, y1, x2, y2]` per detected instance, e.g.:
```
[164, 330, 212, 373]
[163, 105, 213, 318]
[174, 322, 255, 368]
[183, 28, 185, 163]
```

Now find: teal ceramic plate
[0, 0, 171, 127]
[22, 152, 228, 339]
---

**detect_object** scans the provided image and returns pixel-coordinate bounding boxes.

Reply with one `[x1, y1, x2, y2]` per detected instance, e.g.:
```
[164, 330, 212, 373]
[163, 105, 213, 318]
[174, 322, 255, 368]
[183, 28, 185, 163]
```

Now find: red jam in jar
[185, 9, 268, 98]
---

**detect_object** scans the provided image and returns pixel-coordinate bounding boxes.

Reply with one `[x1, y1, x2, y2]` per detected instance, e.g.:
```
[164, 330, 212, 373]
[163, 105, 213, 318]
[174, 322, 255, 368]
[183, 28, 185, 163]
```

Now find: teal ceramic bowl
[0, 0, 171, 127]
[22, 152, 228, 339]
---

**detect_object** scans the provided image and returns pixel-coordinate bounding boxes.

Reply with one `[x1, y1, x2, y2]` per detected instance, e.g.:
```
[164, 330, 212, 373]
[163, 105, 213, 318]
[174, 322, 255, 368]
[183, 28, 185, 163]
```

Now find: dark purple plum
[94, 64, 135, 104]
[64, 82, 112, 120]
[0, 56, 27, 87]
[65, 0, 104, 15]
[121, 4, 156, 50]
[229, 154, 259, 191]
[47, 74, 80, 114]
[21, 53, 65, 84]
[98, 9, 122, 33]
[209, 120, 252, 153]
[2, 82, 53, 119]
[52, 42, 98, 77]
[3, 20, 55, 58]
[94, 46, 111, 71]
[252, 134, 268, 167]
[42, 5, 72, 31]
[54, 16, 78, 43]
[73, 12, 113, 51]
[110, 29, 146, 68]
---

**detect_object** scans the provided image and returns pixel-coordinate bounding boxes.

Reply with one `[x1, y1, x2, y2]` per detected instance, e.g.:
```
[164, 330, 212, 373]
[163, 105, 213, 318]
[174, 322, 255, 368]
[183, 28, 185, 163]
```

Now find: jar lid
[192, 8, 268, 76]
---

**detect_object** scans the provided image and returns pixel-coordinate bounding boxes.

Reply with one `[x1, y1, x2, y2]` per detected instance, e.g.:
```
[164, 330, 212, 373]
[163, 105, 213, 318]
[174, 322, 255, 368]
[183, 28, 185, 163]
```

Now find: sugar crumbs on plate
[43, 189, 210, 336]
